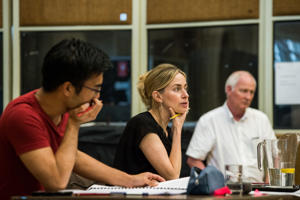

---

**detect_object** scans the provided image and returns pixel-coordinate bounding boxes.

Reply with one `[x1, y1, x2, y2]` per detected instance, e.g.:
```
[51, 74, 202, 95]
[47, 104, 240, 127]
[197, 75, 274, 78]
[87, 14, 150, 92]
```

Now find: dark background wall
[78, 124, 195, 177]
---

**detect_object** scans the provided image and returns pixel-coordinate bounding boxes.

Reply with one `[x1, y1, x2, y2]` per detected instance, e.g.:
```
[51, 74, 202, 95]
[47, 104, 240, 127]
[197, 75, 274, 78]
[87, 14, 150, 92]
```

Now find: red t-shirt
[0, 89, 69, 200]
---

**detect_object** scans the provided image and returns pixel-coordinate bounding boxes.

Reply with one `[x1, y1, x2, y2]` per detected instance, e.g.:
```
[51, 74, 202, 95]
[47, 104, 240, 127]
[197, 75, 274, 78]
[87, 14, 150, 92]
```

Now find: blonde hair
[138, 63, 186, 110]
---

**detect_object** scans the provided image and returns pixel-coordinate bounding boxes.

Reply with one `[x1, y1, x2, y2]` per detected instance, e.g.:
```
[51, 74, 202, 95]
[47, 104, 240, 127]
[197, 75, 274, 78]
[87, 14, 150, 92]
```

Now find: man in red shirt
[0, 38, 164, 200]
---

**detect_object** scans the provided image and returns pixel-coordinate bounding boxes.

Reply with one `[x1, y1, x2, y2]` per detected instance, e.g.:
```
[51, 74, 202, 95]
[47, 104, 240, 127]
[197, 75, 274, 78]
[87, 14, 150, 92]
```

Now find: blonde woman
[113, 64, 189, 180]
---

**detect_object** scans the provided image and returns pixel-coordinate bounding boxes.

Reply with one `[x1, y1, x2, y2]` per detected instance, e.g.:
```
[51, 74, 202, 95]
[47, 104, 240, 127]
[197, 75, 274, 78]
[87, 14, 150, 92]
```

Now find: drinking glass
[225, 164, 243, 195]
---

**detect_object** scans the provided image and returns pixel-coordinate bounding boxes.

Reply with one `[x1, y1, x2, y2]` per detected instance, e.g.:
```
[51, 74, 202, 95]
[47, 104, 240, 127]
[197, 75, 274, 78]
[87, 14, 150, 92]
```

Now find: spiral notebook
[83, 177, 189, 195]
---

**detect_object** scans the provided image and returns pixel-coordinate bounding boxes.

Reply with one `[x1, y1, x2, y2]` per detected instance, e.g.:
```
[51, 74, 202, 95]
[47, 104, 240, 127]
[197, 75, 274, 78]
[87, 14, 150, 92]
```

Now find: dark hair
[42, 38, 113, 93]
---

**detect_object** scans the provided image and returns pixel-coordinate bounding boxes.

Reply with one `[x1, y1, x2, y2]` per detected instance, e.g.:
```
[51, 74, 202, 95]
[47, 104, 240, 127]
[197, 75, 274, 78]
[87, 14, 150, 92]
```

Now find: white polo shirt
[186, 103, 276, 182]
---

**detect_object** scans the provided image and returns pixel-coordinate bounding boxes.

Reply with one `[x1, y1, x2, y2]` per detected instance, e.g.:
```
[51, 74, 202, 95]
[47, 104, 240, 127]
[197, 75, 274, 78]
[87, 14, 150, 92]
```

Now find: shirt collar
[223, 101, 248, 122]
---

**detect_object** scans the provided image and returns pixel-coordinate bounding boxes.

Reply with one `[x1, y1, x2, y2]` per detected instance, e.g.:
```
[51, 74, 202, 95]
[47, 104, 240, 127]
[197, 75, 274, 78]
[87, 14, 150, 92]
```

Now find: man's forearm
[19, 121, 80, 191]
[73, 151, 134, 187]
[54, 121, 80, 187]
[186, 157, 206, 169]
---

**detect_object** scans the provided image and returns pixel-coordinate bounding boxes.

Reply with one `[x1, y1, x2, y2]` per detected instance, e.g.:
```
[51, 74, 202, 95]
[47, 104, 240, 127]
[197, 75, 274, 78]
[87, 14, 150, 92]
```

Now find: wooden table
[11, 194, 299, 200]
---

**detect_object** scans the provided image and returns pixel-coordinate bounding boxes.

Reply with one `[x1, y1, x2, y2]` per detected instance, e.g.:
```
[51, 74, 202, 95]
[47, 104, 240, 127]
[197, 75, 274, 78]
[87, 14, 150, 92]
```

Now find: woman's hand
[169, 107, 188, 131]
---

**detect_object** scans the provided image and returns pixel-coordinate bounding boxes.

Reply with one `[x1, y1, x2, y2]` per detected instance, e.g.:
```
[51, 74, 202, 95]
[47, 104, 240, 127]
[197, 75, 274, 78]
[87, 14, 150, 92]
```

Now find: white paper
[275, 62, 300, 105]
[156, 176, 189, 188]
[81, 177, 190, 195]
[249, 189, 300, 197]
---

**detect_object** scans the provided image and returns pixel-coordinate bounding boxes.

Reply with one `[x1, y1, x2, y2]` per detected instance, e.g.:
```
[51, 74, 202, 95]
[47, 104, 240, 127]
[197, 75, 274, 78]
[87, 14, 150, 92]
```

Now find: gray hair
[225, 71, 256, 93]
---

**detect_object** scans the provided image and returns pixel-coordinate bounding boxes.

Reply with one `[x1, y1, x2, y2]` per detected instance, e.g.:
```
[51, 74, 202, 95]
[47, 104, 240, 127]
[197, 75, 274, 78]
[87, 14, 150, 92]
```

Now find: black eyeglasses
[83, 85, 101, 94]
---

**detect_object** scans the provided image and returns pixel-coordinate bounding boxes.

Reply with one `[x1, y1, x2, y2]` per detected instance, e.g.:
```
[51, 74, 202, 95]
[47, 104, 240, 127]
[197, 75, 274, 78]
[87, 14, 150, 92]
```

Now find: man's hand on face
[69, 98, 103, 124]
[130, 172, 165, 187]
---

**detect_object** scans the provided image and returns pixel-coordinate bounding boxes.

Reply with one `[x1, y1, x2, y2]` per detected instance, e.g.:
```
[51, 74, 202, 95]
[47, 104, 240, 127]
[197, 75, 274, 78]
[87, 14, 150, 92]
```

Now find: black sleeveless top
[113, 112, 172, 175]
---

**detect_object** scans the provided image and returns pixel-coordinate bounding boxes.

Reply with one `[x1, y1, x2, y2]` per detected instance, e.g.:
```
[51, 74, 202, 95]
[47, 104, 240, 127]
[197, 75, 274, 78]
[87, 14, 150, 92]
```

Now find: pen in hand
[77, 106, 93, 117]
[77, 100, 96, 117]
[170, 113, 181, 120]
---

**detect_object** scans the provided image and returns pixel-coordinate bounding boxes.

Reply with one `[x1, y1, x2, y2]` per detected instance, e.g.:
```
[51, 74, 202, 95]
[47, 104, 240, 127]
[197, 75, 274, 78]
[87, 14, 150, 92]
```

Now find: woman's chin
[175, 109, 186, 114]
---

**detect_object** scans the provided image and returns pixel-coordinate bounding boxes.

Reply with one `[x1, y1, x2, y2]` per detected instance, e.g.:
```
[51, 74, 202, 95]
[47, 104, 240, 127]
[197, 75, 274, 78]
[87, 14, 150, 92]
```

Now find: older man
[186, 71, 275, 183]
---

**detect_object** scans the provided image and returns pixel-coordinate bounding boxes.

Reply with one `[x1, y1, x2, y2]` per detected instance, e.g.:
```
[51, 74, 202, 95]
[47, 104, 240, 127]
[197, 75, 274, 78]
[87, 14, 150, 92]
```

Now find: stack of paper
[70, 177, 190, 195]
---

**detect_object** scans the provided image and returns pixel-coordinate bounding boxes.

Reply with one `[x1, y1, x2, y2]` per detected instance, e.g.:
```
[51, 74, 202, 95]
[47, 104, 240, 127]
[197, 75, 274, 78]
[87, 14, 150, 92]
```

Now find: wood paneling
[273, 0, 300, 16]
[20, 0, 132, 26]
[147, 0, 259, 24]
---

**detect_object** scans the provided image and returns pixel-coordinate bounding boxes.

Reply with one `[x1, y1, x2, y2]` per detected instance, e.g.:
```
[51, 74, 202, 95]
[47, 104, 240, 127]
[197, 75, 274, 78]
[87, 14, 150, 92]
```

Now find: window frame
[2, 0, 300, 132]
